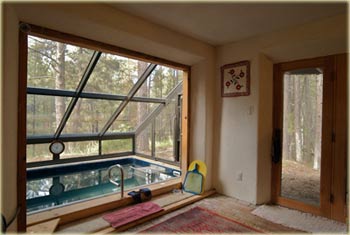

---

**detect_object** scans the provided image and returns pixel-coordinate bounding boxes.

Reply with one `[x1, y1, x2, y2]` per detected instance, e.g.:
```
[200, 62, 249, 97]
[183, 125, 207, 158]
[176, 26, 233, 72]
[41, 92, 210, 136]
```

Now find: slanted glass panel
[60, 141, 99, 159]
[27, 144, 52, 163]
[134, 66, 183, 99]
[108, 102, 158, 132]
[27, 95, 71, 135]
[83, 53, 149, 95]
[61, 99, 121, 134]
[136, 124, 152, 156]
[155, 98, 176, 161]
[28, 35, 94, 91]
[102, 139, 132, 154]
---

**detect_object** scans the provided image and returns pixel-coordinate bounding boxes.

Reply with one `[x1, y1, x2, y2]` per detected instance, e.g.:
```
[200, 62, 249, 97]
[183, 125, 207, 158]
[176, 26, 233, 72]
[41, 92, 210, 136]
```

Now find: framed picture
[221, 61, 250, 97]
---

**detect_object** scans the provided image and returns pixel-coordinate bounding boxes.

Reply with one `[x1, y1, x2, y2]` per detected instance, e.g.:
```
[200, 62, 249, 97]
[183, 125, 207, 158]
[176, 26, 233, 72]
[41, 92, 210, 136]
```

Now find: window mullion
[54, 51, 102, 138]
[98, 64, 157, 136]
[135, 82, 183, 135]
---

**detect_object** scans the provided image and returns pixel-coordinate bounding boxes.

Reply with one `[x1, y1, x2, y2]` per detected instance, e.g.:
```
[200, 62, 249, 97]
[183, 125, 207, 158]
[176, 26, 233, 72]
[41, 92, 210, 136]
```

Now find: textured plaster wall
[213, 13, 347, 204]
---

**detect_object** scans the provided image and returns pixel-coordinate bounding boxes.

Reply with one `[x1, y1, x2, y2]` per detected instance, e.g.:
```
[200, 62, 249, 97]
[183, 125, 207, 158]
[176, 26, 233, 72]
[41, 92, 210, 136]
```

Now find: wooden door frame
[271, 56, 334, 218]
[17, 23, 191, 232]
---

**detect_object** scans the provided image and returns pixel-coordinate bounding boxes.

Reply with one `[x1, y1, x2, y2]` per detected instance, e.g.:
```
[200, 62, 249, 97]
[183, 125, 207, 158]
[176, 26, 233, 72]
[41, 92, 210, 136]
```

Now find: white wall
[214, 52, 260, 203]
[213, 13, 348, 204]
[1, 3, 215, 231]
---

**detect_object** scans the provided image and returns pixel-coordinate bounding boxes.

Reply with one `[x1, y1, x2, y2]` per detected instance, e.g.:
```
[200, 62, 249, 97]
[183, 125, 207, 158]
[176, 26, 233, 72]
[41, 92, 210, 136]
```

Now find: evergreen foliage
[27, 35, 182, 162]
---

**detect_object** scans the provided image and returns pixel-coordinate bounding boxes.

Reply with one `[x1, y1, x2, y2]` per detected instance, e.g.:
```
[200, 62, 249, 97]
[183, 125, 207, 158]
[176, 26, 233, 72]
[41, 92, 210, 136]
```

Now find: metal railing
[107, 164, 124, 198]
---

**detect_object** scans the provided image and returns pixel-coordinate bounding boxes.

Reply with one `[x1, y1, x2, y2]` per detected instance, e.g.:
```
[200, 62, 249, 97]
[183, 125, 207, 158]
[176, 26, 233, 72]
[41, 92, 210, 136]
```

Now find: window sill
[27, 177, 182, 227]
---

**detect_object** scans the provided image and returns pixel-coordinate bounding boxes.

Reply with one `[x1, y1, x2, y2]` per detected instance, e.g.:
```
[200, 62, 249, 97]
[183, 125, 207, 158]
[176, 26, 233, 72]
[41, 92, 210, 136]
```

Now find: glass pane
[155, 98, 176, 161]
[28, 35, 94, 91]
[102, 139, 132, 154]
[27, 143, 52, 163]
[60, 141, 99, 159]
[108, 102, 158, 132]
[136, 124, 152, 156]
[134, 66, 183, 99]
[62, 99, 121, 134]
[281, 68, 323, 206]
[83, 54, 149, 95]
[27, 95, 71, 135]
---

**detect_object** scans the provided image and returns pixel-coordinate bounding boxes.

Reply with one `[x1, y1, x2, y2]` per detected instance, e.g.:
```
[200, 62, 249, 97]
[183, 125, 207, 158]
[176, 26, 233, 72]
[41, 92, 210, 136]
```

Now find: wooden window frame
[18, 23, 190, 231]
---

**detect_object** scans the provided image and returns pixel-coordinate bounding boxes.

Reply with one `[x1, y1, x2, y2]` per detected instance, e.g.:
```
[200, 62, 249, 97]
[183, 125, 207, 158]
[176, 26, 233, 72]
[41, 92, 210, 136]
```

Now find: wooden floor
[123, 193, 303, 233]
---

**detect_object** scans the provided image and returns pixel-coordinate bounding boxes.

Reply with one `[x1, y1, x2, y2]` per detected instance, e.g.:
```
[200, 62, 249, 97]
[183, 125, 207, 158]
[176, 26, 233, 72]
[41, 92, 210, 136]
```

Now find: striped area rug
[252, 205, 348, 234]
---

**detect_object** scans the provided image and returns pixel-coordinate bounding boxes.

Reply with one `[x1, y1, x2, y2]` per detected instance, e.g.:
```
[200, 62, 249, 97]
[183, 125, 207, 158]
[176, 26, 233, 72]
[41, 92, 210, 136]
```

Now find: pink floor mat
[102, 201, 163, 228]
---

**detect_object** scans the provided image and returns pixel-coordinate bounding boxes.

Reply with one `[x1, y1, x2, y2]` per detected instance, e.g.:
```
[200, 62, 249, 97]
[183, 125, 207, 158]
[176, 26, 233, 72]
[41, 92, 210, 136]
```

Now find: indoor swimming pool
[26, 157, 181, 213]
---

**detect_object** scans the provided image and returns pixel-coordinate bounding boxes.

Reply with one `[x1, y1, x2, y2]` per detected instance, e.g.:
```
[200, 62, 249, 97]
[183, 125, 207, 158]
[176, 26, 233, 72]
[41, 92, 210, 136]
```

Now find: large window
[17, 23, 189, 231]
[26, 33, 185, 166]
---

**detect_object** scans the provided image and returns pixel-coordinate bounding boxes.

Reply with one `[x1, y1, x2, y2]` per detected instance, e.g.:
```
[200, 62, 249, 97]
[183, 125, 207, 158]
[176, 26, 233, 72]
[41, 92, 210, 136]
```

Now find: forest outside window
[26, 33, 185, 167]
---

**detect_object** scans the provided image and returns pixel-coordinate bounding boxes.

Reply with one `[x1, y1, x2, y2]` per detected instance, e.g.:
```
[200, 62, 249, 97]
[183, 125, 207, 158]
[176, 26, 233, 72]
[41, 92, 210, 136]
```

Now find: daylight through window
[27, 35, 184, 165]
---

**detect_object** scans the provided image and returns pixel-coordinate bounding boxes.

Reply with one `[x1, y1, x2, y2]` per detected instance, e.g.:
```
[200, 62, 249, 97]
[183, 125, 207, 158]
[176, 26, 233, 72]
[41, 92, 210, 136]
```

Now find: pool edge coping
[27, 177, 182, 227]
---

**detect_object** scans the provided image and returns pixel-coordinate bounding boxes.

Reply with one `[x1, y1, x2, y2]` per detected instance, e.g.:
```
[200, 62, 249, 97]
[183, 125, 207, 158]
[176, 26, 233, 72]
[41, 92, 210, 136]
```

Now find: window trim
[24, 23, 190, 71]
[18, 22, 190, 231]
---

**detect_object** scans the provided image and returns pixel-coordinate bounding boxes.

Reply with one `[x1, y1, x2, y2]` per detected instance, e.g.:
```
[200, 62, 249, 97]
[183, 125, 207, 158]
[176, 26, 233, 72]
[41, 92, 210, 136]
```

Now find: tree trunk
[313, 75, 323, 170]
[137, 61, 149, 152]
[73, 48, 85, 133]
[294, 76, 303, 162]
[283, 75, 291, 160]
[302, 76, 312, 164]
[55, 42, 66, 127]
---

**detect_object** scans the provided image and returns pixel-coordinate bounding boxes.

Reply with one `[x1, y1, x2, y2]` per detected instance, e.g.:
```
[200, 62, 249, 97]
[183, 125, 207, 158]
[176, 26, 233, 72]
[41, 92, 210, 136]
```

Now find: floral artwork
[221, 61, 250, 97]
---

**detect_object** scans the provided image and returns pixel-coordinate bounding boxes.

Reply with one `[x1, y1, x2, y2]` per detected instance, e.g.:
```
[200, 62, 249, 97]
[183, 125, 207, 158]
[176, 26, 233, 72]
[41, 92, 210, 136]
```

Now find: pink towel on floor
[102, 201, 164, 228]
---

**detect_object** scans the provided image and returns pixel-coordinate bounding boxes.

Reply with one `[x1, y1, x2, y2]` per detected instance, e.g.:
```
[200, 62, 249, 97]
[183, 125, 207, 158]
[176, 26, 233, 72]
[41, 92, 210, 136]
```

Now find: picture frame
[221, 60, 250, 97]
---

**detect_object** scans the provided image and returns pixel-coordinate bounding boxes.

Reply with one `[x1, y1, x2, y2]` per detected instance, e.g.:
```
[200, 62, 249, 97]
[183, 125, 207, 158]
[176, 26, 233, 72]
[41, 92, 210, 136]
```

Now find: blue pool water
[26, 157, 181, 213]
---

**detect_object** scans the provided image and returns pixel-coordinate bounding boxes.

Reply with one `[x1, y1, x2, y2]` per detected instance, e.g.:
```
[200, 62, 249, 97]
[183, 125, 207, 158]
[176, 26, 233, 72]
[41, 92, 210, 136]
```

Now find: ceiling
[109, 2, 347, 46]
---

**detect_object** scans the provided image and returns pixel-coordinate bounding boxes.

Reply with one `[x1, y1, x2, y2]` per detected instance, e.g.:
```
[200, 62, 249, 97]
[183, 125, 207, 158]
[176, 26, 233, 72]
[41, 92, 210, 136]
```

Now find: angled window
[135, 65, 183, 98]
[21, 25, 189, 216]
[61, 99, 122, 134]
[27, 95, 71, 136]
[28, 36, 94, 91]
[83, 54, 150, 96]
[108, 102, 158, 132]
[26, 33, 187, 165]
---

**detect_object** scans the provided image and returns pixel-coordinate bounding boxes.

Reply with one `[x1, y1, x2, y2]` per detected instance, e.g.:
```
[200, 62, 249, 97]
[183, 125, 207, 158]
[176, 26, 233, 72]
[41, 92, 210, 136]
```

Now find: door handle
[272, 129, 282, 164]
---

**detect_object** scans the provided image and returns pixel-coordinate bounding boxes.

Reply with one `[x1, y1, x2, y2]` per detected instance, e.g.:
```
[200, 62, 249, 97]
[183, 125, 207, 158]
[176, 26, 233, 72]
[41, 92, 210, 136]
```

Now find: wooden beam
[181, 70, 190, 182]
[331, 53, 348, 222]
[271, 63, 282, 204]
[17, 24, 28, 233]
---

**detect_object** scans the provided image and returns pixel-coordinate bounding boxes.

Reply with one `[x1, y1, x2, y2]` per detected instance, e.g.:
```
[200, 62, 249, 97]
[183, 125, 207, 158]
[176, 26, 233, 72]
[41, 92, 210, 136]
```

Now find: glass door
[272, 57, 333, 217]
[281, 68, 323, 206]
